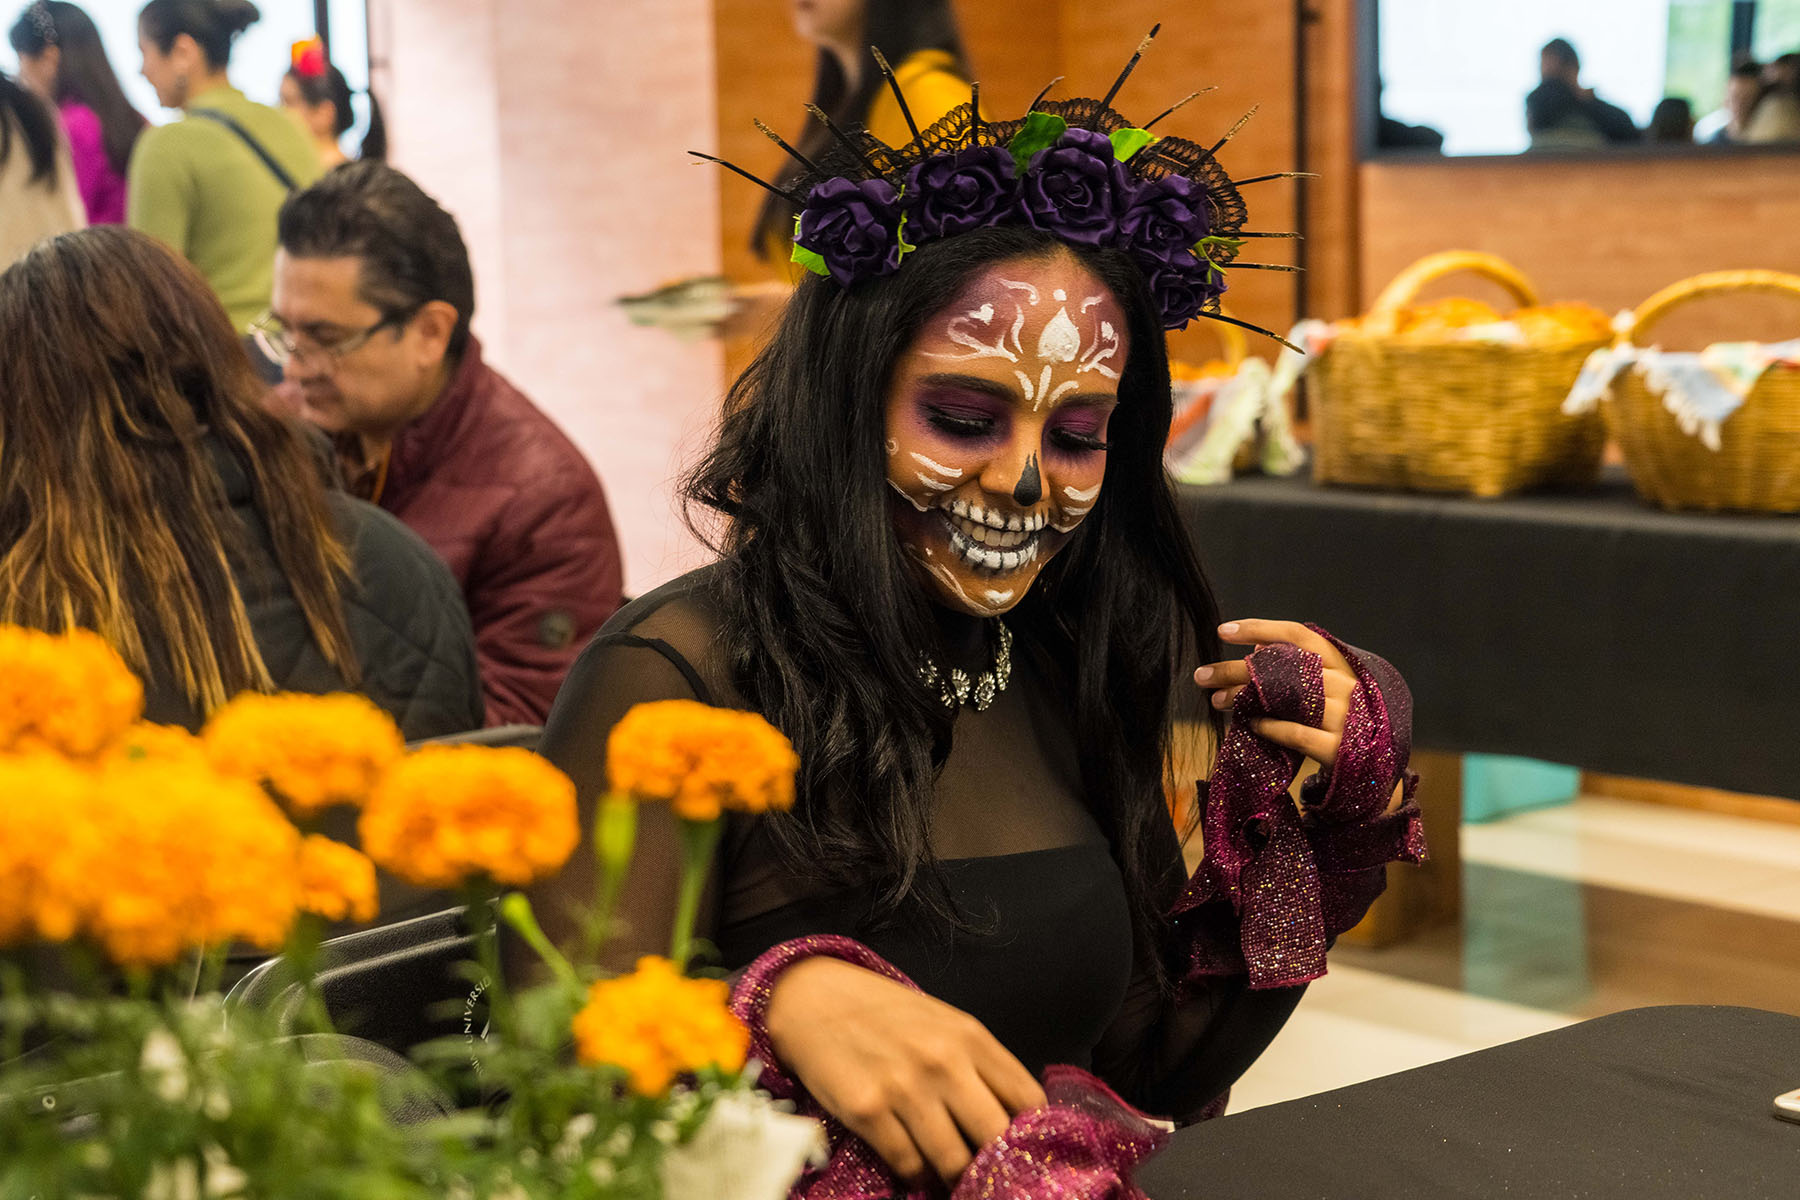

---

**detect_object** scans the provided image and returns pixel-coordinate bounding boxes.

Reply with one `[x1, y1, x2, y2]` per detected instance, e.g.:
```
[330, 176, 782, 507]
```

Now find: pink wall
[369, 0, 724, 594]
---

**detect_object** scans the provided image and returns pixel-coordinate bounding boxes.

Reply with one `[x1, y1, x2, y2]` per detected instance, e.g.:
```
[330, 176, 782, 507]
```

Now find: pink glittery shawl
[1172, 626, 1427, 990]
[730, 936, 1170, 1200]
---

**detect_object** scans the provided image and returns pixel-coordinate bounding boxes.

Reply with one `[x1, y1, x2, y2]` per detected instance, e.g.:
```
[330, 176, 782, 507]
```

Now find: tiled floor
[1227, 796, 1800, 1114]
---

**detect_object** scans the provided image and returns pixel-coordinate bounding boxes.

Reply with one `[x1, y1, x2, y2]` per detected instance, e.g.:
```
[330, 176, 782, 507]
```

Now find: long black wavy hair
[686, 224, 1221, 960]
[751, 0, 969, 257]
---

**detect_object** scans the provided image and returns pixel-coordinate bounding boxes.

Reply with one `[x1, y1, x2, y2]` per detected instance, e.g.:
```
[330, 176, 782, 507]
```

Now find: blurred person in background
[1697, 60, 1765, 143]
[9, 1, 147, 224]
[266, 162, 622, 726]
[1648, 96, 1694, 143]
[278, 34, 384, 168]
[130, 0, 321, 353]
[0, 227, 483, 739]
[0, 70, 81, 265]
[752, 0, 971, 258]
[1526, 37, 1639, 149]
[1746, 52, 1800, 143]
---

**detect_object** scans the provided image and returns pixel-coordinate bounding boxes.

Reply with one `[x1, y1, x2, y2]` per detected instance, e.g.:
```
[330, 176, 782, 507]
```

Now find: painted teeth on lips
[945, 497, 1047, 532]
[947, 525, 1042, 574]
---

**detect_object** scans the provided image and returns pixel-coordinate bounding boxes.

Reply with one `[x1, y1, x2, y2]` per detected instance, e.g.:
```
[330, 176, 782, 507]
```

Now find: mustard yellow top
[865, 49, 971, 146]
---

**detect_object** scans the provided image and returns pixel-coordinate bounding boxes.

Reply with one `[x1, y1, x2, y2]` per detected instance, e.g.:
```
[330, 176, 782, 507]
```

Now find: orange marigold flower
[297, 835, 379, 924]
[86, 758, 302, 967]
[203, 693, 404, 816]
[606, 700, 799, 822]
[109, 722, 207, 766]
[0, 754, 102, 947]
[571, 956, 749, 1096]
[0, 626, 143, 758]
[358, 746, 578, 888]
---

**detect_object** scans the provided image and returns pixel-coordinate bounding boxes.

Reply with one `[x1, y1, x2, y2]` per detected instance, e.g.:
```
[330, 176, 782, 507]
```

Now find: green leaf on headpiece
[897, 212, 917, 260]
[790, 242, 830, 278]
[1109, 127, 1156, 162]
[1008, 111, 1069, 174]
[1194, 234, 1245, 274]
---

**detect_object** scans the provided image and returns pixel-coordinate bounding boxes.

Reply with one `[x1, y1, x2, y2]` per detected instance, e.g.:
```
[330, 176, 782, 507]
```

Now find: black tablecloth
[1178, 474, 1800, 798]
[1140, 1005, 1800, 1199]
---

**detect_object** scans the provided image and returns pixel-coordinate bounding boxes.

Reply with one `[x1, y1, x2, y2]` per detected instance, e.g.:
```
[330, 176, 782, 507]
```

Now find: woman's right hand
[765, 956, 1047, 1187]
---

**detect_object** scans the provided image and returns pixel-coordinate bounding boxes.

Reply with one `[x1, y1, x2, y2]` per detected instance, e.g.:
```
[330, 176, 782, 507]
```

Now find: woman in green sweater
[129, 0, 320, 338]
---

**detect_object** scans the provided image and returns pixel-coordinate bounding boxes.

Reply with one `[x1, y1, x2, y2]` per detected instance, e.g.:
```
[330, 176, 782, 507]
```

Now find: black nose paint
[1013, 453, 1042, 506]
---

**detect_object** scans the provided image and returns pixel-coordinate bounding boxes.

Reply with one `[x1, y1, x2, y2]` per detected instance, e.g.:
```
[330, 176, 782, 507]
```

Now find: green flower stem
[466, 885, 511, 1037]
[284, 915, 331, 1035]
[499, 893, 581, 996]
[584, 793, 638, 966]
[669, 818, 724, 970]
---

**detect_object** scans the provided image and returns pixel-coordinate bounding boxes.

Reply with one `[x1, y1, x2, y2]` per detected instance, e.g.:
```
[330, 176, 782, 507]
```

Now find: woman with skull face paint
[537, 71, 1423, 1194]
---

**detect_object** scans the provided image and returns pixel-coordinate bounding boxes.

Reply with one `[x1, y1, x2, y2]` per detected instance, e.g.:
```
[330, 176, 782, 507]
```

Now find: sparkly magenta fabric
[730, 937, 1168, 1199]
[1172, 626, 1426, 990]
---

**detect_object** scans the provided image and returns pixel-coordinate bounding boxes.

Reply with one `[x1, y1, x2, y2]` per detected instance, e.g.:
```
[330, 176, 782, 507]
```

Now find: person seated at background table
[1698, 59, 1765, 143]
[0, 69, 82, 266]
[1745, 52, 1800, 143]
[266, 162, 623, 727]
[1526, 37, 1639, 149]
[750, 0, 972, 261]
[129, 0, 322, 349]
[0, 226, 483, 739]
[1648, 97, 1694, 144]
[533, 86, 1424, 1188]
[278, 35, 384, 169]
[8, 1, 147, 225]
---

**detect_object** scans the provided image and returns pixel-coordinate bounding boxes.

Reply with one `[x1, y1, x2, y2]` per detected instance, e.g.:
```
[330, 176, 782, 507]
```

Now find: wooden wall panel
[1360, 154, 1800, 345]
[1301, 0, 1362, 322]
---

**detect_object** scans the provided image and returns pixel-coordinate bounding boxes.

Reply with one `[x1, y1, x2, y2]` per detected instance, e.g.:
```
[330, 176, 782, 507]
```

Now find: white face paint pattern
[909, 451, 964, 479]
[927, 284, 1122, 412]
[1062, 483, 1101, 503]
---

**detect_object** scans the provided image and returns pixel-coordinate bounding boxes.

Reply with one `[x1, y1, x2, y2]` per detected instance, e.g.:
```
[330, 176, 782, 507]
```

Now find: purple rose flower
[1141, 253, 1227, 330]
[903, 146, 1018, 241]
[795, 177, 905, 287]
[1118, 174, 1212, 267]
[1019, 128, 1130, 247]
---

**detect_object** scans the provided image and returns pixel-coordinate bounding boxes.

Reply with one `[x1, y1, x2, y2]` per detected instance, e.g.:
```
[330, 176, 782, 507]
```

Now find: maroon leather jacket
[371, 338, 621, 726]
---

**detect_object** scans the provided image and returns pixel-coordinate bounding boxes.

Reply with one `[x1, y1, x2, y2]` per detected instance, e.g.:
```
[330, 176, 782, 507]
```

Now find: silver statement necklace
[917, 622, 1013, 712]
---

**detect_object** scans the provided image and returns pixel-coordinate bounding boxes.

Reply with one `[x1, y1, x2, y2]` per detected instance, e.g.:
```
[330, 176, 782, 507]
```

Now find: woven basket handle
[1369, 251, 1538, 315]
[1628, 270, 1800, 341]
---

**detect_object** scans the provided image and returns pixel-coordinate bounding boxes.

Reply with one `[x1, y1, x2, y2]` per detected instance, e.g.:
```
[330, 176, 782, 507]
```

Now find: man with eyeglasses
[266, 162, 622, 727]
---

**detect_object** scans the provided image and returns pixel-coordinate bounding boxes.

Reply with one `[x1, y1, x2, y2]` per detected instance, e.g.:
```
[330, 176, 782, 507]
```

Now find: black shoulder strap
[189, 108, 299, 192]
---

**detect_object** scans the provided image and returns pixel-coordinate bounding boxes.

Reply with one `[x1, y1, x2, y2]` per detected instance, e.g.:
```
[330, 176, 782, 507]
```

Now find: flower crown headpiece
[695, 25, 1300, 341]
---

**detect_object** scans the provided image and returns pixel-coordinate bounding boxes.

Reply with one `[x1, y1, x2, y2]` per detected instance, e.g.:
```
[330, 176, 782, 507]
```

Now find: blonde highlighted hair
[0, 226, 358, 712]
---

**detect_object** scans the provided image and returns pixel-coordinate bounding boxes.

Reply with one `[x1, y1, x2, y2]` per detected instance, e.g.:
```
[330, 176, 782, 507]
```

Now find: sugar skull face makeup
[885, 252, 1126, 618]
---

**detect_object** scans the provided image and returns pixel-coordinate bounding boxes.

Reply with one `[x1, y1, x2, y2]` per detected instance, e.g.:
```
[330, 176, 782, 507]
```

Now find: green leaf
[1008, 110, 1069, 174]
[1109, 127, 1156, 162]
[790, 241, 830, 277]
[1194, 234, 1245, 272]
[897, 212, 917, 260]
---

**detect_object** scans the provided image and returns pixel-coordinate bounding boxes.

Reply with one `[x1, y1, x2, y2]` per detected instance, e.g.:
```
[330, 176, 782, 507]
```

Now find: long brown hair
[0, 226, 359, 711]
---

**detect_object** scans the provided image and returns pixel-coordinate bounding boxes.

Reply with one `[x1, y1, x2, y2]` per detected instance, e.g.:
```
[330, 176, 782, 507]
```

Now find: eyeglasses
[249, 309, 415, 367]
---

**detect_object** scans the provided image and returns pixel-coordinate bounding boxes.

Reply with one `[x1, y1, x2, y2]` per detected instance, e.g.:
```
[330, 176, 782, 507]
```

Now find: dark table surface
[1140, 1005, 1800, 1199]
[1178, 473, 1800, 799]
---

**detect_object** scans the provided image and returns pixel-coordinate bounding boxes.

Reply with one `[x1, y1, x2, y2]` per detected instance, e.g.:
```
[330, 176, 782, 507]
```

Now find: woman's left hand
[1193, 619, 1356, 767]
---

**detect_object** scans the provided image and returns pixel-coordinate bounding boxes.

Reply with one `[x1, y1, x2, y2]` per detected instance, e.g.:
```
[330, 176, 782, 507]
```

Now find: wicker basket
[1608, 270, 1800, 512]
[1311, 251, 1609, 498]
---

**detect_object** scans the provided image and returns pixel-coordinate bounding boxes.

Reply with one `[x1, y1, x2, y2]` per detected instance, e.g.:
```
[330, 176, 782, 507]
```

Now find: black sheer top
[534, 566, 1303, 1123]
